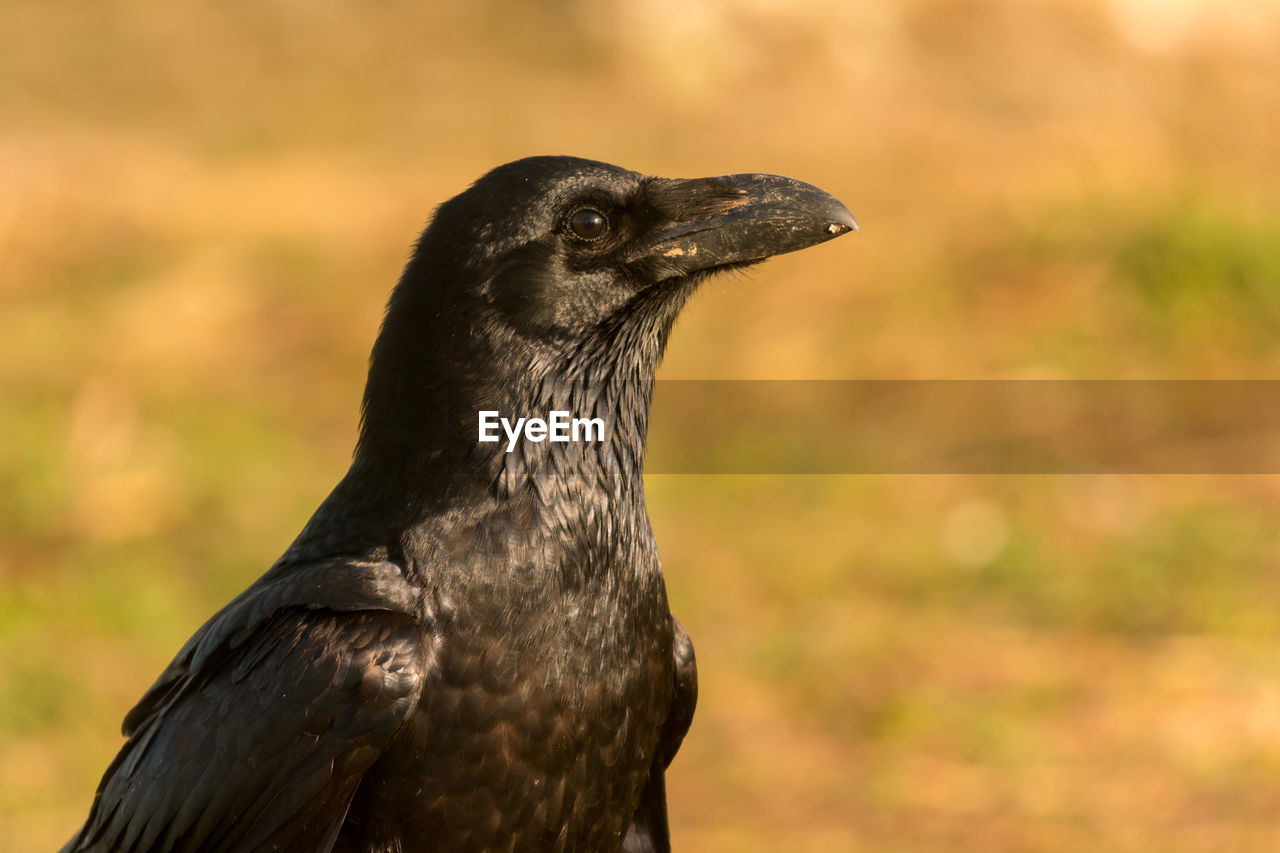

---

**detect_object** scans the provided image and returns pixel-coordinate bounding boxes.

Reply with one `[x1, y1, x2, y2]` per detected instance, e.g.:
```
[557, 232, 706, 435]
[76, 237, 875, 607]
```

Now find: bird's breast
[340, 563, 674, 852]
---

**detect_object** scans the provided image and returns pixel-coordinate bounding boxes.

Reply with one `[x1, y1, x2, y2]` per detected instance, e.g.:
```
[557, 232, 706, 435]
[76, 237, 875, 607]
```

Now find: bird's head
[384, 155, 855, 358]
[359, 156, 855, 479]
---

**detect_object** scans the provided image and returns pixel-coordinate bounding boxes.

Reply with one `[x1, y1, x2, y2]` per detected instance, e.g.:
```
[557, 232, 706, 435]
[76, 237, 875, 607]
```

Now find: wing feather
[65, 606, 425, 853]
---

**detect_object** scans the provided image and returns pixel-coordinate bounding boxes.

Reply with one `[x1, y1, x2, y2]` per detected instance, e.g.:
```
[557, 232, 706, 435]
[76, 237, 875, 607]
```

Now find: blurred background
[3, 0, 1280, 849]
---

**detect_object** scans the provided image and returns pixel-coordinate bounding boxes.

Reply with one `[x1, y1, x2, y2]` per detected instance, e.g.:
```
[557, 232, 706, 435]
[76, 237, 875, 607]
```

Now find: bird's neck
[303, 304, 679, 572]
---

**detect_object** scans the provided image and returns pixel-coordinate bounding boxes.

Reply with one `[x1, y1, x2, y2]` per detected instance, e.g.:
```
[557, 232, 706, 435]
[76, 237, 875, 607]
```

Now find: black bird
[64, 156, 856, 853]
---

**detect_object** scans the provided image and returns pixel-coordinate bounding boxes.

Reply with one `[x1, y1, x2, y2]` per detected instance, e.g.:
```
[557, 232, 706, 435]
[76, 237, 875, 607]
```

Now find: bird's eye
[568, 209, 608, 240]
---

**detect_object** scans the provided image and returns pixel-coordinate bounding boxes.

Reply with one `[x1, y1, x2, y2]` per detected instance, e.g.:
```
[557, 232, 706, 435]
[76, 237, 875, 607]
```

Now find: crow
[63, 156, 856, 853]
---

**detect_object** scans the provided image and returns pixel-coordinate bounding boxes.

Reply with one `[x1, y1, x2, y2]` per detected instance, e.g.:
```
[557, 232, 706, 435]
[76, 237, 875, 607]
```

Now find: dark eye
[568, 208, 608, 240]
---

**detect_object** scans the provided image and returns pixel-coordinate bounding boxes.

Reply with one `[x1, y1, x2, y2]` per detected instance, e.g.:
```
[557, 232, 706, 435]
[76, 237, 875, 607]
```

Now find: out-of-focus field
[4, 1, 1280, 850]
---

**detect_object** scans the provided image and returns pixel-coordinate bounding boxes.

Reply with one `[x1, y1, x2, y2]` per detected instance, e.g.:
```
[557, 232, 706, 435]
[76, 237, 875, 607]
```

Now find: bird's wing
[657, 617, 698, 769]
[623, 617, 697, 853]
[64, 562, 427, 853]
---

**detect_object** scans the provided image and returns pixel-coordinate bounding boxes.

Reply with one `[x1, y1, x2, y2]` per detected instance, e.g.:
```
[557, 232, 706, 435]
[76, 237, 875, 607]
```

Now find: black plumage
[63, 156, 855, 853]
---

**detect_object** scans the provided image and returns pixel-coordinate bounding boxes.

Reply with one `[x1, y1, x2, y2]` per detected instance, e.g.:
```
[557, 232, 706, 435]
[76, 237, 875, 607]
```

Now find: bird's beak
[631, 173, 857, 279]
